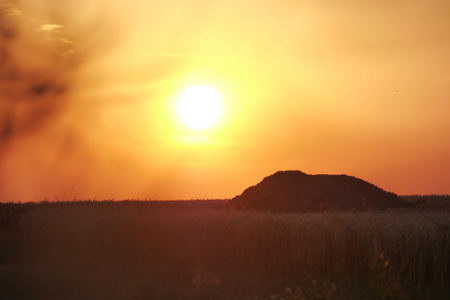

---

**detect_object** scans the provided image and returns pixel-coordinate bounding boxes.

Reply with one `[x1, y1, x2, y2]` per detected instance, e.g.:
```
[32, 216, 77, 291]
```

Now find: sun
[176, 85, 223, 130]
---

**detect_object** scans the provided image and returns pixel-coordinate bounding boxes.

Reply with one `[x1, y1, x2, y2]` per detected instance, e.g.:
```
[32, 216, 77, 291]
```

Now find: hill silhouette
[226, 170, 412, 212]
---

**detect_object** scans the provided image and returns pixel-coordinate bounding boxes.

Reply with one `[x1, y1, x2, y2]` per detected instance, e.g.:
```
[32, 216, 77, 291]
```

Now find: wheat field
[1, 197, 449, 299]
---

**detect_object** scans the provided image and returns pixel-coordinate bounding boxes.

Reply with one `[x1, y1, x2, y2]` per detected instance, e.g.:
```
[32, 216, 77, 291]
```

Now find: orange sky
[1, 0, 449, 201]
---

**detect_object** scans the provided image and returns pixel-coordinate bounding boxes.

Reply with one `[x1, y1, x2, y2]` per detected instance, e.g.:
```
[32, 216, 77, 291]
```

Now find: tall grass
[1, 199, 450, 299]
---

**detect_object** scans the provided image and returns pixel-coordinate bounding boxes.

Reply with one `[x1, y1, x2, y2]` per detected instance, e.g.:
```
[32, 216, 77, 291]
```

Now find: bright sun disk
[176, 85, 222, 130]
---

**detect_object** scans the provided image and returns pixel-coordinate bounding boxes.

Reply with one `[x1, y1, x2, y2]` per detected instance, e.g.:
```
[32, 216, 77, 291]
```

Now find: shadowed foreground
[0, 198, 449, 299]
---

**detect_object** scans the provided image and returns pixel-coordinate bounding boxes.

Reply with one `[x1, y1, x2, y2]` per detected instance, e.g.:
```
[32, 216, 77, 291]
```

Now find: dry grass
[0, 198, 449, 299]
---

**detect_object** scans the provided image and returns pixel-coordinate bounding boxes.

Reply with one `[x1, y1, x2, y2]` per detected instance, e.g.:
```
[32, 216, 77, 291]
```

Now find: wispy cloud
[37, 24, 63, 32]
[0, 2, 21, 16]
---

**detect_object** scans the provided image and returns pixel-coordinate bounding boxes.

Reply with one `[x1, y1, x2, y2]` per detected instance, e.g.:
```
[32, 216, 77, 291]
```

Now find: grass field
[1, 196, 449, 299]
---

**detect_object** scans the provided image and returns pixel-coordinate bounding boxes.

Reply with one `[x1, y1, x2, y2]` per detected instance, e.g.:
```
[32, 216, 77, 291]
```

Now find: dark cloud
[0, 2, 83, 201]
[0, 3, 76, 151]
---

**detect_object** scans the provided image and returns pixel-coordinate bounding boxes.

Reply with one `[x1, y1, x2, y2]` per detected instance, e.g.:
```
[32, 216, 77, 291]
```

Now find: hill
[226, 170, 412, 212]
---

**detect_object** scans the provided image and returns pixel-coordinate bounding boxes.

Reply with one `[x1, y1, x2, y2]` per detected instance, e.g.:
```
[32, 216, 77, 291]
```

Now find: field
[1, 196, 449, 299]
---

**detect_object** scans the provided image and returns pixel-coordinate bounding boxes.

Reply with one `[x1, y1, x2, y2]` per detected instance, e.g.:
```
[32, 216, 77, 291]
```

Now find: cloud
[0, 2, 21, 16]
[0, 4, 76, 151]
[0, 0, 164, 201]
[37, 24, 63, 32]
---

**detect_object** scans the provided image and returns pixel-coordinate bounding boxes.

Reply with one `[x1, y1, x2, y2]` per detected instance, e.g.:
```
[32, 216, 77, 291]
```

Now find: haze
[1, 0, 449, 201]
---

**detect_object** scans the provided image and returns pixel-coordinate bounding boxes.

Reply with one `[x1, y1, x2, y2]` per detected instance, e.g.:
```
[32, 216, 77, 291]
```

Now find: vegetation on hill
[227, 171, 412, 212]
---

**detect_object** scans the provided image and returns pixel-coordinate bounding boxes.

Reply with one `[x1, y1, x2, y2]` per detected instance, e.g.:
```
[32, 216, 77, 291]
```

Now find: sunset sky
[1, 0, 449, 201]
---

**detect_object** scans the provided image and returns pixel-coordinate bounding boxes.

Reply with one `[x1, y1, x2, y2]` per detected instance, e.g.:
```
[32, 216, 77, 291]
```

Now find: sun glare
[176, 85, 223, 130]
